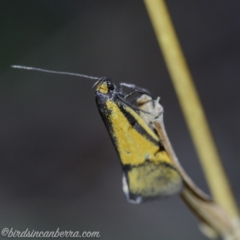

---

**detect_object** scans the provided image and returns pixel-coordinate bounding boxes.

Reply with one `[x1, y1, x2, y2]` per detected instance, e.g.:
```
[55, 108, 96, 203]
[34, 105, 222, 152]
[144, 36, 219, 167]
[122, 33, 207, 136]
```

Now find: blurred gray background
[1, 1, 240, 239]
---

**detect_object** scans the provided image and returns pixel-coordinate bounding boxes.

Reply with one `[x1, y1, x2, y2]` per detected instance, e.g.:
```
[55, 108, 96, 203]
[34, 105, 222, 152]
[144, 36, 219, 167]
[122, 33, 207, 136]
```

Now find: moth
[94, 77, 182, 203]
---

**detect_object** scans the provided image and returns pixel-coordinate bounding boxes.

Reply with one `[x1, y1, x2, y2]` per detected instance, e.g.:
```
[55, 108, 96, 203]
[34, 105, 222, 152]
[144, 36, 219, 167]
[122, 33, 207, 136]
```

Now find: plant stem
[143, 0, 239, 219]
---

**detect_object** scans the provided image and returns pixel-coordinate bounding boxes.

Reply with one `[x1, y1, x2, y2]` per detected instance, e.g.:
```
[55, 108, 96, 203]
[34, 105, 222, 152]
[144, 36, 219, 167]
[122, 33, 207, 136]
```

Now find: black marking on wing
[118, 104, 159, 146]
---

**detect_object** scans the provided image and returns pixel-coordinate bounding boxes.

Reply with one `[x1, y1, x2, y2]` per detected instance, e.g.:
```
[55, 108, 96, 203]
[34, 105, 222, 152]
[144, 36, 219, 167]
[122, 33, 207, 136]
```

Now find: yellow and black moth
[95, 77, 183, 203]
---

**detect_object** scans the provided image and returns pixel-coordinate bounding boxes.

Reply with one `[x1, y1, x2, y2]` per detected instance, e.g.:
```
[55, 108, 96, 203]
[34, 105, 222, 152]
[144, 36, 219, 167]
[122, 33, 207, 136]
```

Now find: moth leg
[117, 95, 152, 115]
[124, 89, 141, 99]
[119, 82, 152, 98]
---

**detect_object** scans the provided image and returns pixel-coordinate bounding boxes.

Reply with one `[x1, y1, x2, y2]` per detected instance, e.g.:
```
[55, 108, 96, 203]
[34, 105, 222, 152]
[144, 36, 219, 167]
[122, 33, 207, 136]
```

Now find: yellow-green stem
[144, 0, 239, 218]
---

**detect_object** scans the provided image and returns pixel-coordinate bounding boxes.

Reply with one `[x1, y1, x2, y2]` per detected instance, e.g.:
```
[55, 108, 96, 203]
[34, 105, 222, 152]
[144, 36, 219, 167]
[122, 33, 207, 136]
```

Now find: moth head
[95, 77, 115, 94]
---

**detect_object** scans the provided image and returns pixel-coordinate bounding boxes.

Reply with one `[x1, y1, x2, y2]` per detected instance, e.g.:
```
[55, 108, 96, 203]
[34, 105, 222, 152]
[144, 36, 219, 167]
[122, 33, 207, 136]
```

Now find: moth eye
[108, 81, 115, 91]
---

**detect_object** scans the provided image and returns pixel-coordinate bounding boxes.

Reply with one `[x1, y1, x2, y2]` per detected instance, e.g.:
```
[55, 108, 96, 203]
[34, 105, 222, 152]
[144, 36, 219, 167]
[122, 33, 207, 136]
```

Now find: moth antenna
[11, 65, 99, 80]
